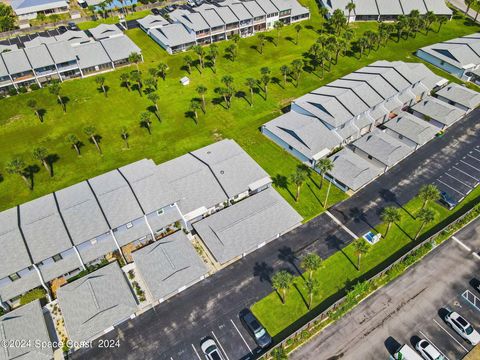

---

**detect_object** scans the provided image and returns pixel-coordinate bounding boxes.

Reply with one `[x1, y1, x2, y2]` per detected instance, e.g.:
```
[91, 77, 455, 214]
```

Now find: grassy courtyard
[251, 185, 480, 337]
[0, 1, 478, 220]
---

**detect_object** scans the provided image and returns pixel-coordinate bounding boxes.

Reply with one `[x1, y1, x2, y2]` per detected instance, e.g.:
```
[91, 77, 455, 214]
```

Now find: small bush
[30, 83, 41, 91]
[20, 288, 46, 305]
[8, 88, 17, 96]
[17, 86, 28, 94]
[128, 270, 135, 280]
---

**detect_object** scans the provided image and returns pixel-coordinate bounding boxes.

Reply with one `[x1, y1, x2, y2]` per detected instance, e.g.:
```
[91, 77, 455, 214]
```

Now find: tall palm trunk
[42, 159, 51, 176]
[91, 136, 102, 155]
[73, 144, 80, 156]
[415, 223, 426, 240]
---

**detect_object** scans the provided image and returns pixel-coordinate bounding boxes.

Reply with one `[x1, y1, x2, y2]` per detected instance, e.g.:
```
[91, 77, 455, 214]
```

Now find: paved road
[331, 108, 480, 236]
[292, 216, 480, 360]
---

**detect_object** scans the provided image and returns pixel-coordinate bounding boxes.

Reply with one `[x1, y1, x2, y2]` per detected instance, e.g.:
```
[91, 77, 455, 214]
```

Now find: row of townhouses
[137, 0, 310, 54]
[0, 24, 141, 95]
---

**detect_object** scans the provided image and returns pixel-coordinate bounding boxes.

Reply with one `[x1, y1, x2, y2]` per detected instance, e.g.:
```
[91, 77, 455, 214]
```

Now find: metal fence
[263, 201, 480, 358]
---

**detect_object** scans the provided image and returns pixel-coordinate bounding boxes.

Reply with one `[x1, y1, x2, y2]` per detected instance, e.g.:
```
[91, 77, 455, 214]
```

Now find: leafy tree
[84, 126, 102, 155]
[157, 62, 168, 80]
[183, 55, 193, 73]
[140, 111, 152, 134]
[148, 67, 159, 81]
[437, 16, 447, 32]
[130, 70, 143, 95]
[190, 99, 201, 123]
[260, 67, 270, 100]
[225, 44, 237, 62]
[192, 45, 205, 69]
[345, 2, 356, 25]
[65, 134, 81, 156]
[196, 85, 207, 112]
[274, 20, 284, 45]
[32, 146, 51, 176]
[208, 43, 219, 71]
[120, 73, 131, 91]
[128, 52, 142, 71]
[271, 270, 293, 304]
[95, 76, 107, 96]
[290, 59, 303, 87]
[294, 24, 302, 45]
[304, 278, 320, 310]
[147, 92, 160, 112]
[353, 239, 369, 271]
[144, 77, 157, 92]
[230, 33, 240, 46]
[27, 99, 41, 122]
[245, 78, 256, 107]
[300, 253, 323, 280]
[6, 157, 30, 188]
[380, 206, 401, 237]
[418, 184, 440, 209]
[258, 33, 266, 54]
[415, 208, 435, 239]
[221, 75, 234, 89]
[0, 3, 15, 32]
[280, 65, 290, 86]
[425, 11, 436, 34]
[290, 165, 308, 202]
[120, 126, 129, 149]
[271, 347, 288, 360]
[48, 81, 65, 112]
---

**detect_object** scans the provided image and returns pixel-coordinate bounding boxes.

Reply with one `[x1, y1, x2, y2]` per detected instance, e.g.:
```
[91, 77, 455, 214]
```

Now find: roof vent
[220, 170, 224, 175]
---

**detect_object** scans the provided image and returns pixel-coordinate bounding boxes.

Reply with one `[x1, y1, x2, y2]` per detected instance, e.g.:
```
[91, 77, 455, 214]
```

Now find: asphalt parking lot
[433, 144, 480, 204]
[291, 216, 480, 360]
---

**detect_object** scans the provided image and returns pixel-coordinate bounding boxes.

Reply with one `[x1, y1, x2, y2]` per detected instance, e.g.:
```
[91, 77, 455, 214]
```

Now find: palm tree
[95, 76, 107, 96]
[380, 206, 401, 237]
[271, 270, 293, 304]
[120, 73, 131, 91]
[32, 146, 51, 176]
[27, 99, 41, 122]
[225, 44, 236, 62]
[258, 33, 266, 54]
[120, 126, 129, 149]
[183, 55, 193, 73]
[425, 11, 436, 34]
[345, 2, 356, 25]
[147, 93, 160, 113]
[144, 77, 157, 92]
[245, 78, 256, 107]
[475, 0, 480, 21]
[271, 347, 288, 360]
[437, 16, 447, 32]
[230, 33, 240, 47]
[418, 184, 440, 209]
[290, 59, 303, 87]
[357, 36, 369, 57]
[84, 126, 102, 155]
[294, 24, 302, 45]
[190, 99, 201, 123]
[353, 239, 369, 271]
[221, 75, 234, 90]
[148, 67, 159, 82]
[415, 208, 435, 240]
[260, 68, 270, 100]
[466, 0, 474, 14]
[192, 45, 205, 69]
[290, 165, 308, 202]
[208, 43, 219, 72]
[196, 85, 207, 112]
[130, 70, 142, 96]
[5, 157, 30, 189]
[65, 134, 81, 156]
[317, 158, 333, 189]
[157, 62, 168, 81]
[140, 111, 152, 134]
[280, 65, 290, 86]
[300, 253, 323, 280]
[49, 81, 65, 112]
[128, 52, 142, 70]
[274, 20, 284, 46]
[304, 278, 320, 310]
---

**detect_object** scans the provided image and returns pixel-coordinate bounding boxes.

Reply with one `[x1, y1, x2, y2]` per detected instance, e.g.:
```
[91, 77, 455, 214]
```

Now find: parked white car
[201, 339, 225, 360]
[445, 311, 480, 345]
[415, 339, 445, 360]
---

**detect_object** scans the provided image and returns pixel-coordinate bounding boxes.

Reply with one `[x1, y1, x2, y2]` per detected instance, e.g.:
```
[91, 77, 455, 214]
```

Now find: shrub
[17, 86, 27, 94]
[128, 270, 135, 280]
[8, 88, 17, 96]
[20, 288, 46, 305]
[30, 83, 40, 91]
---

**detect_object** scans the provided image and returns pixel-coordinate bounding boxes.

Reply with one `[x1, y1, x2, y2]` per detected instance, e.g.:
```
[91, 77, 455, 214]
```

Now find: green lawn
[77, 9, 152, 30]
[0, 2, 478, 220]
[251, 185, 480, 337]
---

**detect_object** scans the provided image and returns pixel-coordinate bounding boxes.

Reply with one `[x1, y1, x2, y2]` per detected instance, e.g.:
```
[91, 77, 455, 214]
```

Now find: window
[53, 253, 63, 262]
[126, 222, 133, 229]
[398, 135, 403, 140]
[288, 145, 293, 150]
[9, 273, 20, 282]
[368, 155, 373, 160]
[157, 209, 165, 216]
[90, 238, 98, 245]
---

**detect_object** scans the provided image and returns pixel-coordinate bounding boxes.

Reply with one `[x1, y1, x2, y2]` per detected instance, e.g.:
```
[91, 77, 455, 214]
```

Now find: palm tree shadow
[395, 223, 414, 241]
[293, 282, 309, 309]
[46, 153, 59, 177]
[349, 207, 378, 232]
[38, 109, 47, 122]
[306, 183, 323, 206]
[379, 188, 415, 220]
[253, 261, 274, 284]
[272, 174, 295, 201]
[25, 164, 40, 190]
[278, 246, 302, 277]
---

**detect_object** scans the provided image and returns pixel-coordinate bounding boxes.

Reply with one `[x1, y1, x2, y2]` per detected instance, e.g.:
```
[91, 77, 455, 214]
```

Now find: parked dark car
[166, 5, 175, 11]
[439, 191, 457, 210]
[151, 7, 161, 15]
[239, 309, 272, 349]
[67, 22, 79, 31]
[57, 25, 68, 32]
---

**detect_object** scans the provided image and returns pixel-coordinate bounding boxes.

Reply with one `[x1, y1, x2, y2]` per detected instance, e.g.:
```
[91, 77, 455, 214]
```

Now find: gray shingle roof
[88, 170, 144, 229]
[45, 41, 76, 64]
[23, 35, 57, 48]
[313, 86, 369, 116]
[241, 0, 265, 17]
[228, 3, 251, 21]
[327, 79, 383, 107]
[145, 205, 182, 233]
[353, 129, 414, 166]
[384, 111, 438, 145]
[132, 231, 207, 301]
[193, 187, 302, 264]
[190, 139, 271, 198]
[0, 56, 7, 78]
[255, 0, 278, 14]
[399, 0, 427, 14]
[423, 0, 452, 15]
[11, 0, 67, 15]
[24, 44, 54, 69]
[150, 24, 196, 48]
[73, 42, 111, 69]
[57, 262, 137, 343]
[436, 83, 480, 109]
[375, 0, 403, 15]
[112, 218, 151, 247]
[76, 233, 117, 264]
[19, 194, 72, 263]
[38, 248, 82, 282]
[419, 42, 480, 70]
[1, 49, 31, 75]
[0, 300, 53, 360]
[213, 5, 239, 24]
[88, 24, 123, 40]
[411, 95, 465, 126]
[354, 0, 379, 15]
[100, 35, 141, 63]
[0, 208, 32, 280]
[197, 8, 225, 28]
[136, 14, 169, 29]
[0, 268, 42, 302]
[54, 30, 91, 45]
[170, 9, 210, 31]
[329, 148, 383, 191]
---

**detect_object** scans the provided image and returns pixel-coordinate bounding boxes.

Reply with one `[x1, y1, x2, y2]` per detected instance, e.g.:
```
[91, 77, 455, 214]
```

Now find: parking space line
[191, 344, 201, 360]
[452, 236, 471, 251]
[437, 179, 465, 195]
[453, 166, 479, 181]
[468, 153, 480, 162]
[462, 290, 480, 312]
[445, 172, 473, 188]
[230, 319, 253, 354]
[461, 160, 480, 172]
[418, 330, 450, 360]
[432, 319, 468, 352]
[211, 331, 231, 360]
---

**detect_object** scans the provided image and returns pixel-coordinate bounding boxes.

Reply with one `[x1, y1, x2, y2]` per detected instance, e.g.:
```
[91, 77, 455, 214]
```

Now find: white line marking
[170, 357, 174, 360]
[191, 344, 202, 360]
[453, 166, 479, 181]
[452, 236, 472, 251]
[468, 153, 480, 162]
[445, 172, 473, 188]
[230, 319, 253, 354]
[474, 252, 480, 261]
[475, 148, 480, 154]
[325, 211, 358, 239]
[432, 319, 468, 352]
[437, 179, 465, 196]
[211, 331, 230, 360]
[460, 160, 480, 172]
[419, 330, 450, 360]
